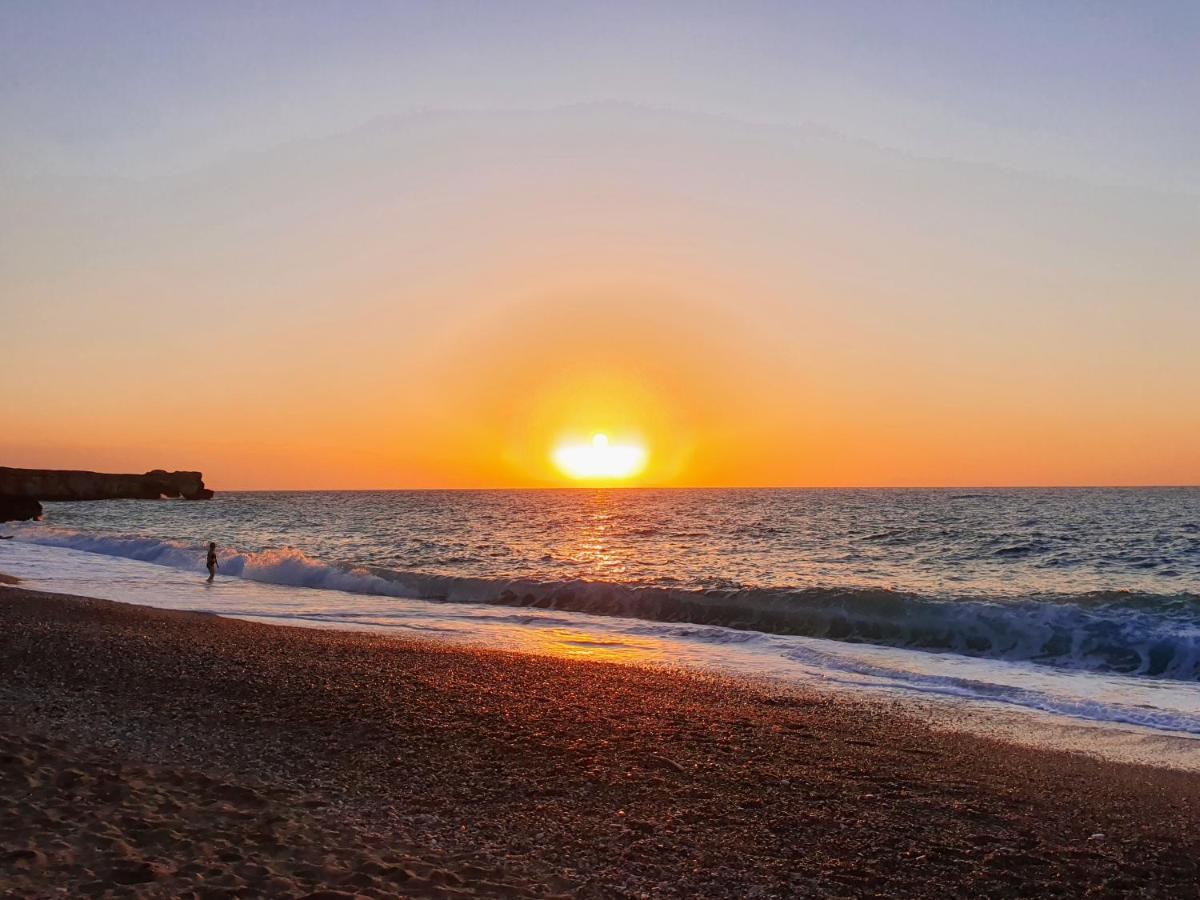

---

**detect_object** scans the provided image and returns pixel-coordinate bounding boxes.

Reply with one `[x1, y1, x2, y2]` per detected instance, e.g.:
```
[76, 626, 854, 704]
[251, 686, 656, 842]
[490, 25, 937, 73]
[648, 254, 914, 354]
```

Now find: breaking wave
[13, 526, 1200, 682]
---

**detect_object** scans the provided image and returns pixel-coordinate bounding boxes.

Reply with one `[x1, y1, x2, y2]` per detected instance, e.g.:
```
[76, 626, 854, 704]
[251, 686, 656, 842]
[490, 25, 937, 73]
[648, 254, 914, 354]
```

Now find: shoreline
[3, 586, 1200, 896]
[6, 540, 1200, 775]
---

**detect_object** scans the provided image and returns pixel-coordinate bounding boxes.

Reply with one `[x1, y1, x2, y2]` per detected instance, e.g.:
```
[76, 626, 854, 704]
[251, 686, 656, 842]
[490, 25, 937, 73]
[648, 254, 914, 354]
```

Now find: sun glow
[552, 433, 647, 481]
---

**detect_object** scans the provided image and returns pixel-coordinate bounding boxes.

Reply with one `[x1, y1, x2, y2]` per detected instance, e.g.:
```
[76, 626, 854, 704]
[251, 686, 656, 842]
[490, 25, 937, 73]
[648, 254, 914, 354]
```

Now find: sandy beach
[3, 585, 1200, 898]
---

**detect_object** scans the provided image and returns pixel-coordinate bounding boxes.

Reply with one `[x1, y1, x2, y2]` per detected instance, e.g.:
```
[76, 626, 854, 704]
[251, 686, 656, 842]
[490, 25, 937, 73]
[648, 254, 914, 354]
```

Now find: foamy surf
[10, 525, 1200, 681]
[4, 535, 1200, 774]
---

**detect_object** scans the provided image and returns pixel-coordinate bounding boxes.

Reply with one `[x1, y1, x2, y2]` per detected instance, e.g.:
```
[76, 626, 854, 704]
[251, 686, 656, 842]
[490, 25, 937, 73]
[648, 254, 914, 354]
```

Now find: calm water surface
[18, 488, 1199, 595]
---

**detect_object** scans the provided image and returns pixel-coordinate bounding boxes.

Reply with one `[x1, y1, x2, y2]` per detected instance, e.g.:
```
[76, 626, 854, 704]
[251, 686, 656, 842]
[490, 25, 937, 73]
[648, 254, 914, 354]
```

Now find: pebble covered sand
[3, 585, 1200, 898]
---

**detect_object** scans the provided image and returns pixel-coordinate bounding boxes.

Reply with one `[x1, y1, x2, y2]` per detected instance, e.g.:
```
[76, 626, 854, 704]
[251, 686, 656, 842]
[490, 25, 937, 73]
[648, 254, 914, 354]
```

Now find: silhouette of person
[206, 542, 218, 582]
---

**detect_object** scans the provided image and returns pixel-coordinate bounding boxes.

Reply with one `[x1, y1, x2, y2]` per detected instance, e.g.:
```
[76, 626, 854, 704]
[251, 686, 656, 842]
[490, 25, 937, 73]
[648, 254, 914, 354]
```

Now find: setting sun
[552, 433, 647, 481]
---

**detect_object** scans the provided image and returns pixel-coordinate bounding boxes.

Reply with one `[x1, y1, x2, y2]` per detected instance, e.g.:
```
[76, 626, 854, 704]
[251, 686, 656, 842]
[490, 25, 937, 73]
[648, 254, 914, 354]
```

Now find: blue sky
[3, 1, 1197, 190]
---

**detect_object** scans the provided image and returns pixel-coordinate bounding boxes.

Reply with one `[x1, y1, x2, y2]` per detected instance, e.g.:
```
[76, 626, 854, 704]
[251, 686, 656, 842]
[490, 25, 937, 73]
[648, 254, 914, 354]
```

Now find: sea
[4, 488, 1199, 766]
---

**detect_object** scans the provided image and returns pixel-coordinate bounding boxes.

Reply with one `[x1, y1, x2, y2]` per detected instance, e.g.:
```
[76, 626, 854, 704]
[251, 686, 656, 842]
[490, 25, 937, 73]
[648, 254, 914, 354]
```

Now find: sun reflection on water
[510, 628, 664, 664]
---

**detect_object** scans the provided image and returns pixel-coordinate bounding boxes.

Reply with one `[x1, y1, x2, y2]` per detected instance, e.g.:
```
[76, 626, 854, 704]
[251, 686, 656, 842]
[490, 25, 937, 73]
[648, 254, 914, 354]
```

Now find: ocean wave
[12, 525, 1200, 682]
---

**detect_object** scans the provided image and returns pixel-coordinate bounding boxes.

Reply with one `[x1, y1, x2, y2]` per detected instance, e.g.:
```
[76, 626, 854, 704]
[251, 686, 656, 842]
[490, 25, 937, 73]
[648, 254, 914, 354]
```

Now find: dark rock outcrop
[0, 468, 212, 521]
[0, 496, 43, 523]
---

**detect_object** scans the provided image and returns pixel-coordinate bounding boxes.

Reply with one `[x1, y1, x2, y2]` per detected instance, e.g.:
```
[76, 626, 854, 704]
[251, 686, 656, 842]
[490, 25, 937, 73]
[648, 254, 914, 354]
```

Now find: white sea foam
[10, 524, 1200, 681]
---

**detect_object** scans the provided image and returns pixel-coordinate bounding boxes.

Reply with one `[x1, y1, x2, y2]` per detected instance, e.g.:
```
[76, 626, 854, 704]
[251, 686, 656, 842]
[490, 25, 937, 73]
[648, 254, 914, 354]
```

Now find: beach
[3, 585, 1199, 898]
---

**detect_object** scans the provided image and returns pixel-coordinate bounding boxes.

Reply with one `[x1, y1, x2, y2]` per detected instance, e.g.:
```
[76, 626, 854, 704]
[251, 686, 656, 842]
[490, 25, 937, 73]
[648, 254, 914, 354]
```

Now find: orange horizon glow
[6, 278, 1199, 492]
[5, 107, 1197, 491]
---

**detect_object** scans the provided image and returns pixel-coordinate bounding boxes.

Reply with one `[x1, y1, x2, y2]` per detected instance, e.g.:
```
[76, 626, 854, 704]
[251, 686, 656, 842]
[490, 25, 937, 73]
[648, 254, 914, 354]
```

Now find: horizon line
[203, 483, 1200, 493]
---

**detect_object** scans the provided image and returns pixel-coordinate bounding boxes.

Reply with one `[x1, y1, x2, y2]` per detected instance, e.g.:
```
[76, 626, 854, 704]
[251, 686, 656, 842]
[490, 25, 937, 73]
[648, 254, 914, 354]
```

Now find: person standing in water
[206, 542, 218, 582]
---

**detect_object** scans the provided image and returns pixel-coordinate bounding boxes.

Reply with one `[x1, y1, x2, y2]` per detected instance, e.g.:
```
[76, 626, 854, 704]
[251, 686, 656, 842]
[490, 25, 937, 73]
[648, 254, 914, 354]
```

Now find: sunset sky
[3, 1, 1198, 488]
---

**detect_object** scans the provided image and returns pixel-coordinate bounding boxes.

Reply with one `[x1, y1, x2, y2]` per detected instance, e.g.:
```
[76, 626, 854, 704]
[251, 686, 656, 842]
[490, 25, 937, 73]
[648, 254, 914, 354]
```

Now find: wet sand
[2, 586, 1199, 898]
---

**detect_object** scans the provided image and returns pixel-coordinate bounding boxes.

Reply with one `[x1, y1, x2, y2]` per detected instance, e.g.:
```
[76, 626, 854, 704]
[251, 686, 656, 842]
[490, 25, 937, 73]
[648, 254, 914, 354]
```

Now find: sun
[552, 433, 647, 481]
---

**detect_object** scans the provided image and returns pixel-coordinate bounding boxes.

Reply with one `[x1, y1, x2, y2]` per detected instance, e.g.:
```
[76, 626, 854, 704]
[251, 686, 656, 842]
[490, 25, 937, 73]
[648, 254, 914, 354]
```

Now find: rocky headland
[0, 468, 212, 522]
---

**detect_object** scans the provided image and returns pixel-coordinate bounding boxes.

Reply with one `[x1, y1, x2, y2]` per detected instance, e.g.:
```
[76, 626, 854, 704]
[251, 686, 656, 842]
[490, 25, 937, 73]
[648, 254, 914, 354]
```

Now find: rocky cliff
[0, 468, 213, 522]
